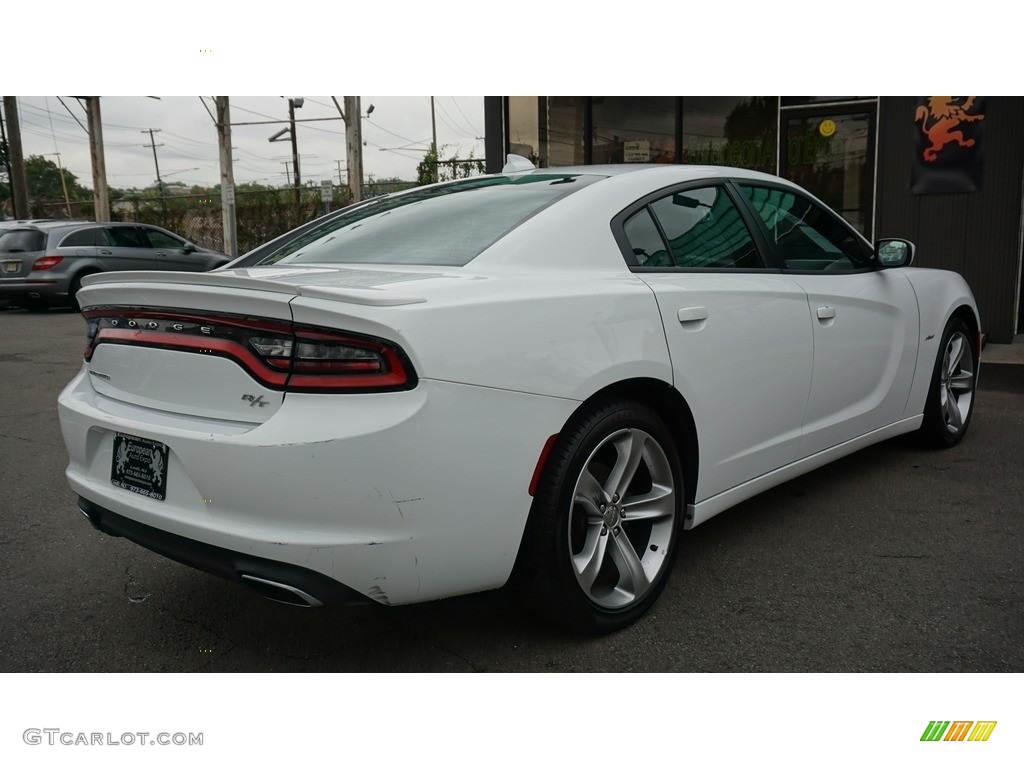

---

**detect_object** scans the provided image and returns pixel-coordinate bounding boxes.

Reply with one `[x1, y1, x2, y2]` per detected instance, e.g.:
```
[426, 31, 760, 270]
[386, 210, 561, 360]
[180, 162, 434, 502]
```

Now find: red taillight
[285, 326, 410, 391]
[32, 255, 63, 271]
[83, 308, 415, 393]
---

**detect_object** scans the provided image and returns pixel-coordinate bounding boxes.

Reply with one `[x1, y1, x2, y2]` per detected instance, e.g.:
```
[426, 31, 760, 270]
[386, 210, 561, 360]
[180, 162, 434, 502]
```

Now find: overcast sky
[3, 3, 1011, 196]
[11, 96, 484, 190]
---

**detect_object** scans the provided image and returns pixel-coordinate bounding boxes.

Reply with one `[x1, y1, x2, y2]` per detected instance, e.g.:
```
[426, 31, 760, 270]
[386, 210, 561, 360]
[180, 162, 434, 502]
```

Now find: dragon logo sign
[915, 97, 985, 162]
[911, 97, 986, 194]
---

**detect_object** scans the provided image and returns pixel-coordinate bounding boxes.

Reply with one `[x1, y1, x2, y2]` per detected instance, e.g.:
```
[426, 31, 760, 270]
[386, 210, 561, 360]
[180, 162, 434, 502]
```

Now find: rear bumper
[0, 277, 68, 303]
[59, 368, 577, 606]
[78, 496, 366, 607]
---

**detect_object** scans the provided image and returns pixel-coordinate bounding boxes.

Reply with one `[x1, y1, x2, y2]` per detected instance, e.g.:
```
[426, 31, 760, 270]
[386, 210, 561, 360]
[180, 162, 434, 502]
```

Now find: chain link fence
[25, 181, 422, 256]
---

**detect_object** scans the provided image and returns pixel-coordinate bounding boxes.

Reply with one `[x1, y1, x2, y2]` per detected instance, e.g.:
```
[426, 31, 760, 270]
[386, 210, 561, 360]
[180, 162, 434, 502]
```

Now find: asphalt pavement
[1, 307, 1022, 672]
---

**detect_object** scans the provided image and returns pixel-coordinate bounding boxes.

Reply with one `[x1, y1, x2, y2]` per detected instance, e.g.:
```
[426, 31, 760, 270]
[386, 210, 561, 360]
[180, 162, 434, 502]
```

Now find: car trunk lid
[77, 269, 426, 422]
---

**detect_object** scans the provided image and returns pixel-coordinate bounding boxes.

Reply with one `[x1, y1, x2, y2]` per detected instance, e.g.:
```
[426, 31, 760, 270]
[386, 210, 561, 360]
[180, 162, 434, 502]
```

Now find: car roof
[0, 219, 90, 230]
[506, 163, 790, 185]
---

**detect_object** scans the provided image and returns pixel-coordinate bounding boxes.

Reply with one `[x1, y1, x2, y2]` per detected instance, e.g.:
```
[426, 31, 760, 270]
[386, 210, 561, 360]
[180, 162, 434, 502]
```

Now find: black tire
[69, 271, 96, 312]
[518, 398, 684, 634]
[919, 316, 978, 448]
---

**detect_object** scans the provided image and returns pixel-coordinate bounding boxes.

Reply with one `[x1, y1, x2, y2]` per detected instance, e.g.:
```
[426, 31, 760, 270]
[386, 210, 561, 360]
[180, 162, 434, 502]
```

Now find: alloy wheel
[568, 427, 676, 610]
[939, 330, 975, 435]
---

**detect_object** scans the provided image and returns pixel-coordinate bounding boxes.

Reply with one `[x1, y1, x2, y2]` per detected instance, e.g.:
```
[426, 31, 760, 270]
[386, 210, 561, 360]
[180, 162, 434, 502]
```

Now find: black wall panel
[876, 97, 1023, 343]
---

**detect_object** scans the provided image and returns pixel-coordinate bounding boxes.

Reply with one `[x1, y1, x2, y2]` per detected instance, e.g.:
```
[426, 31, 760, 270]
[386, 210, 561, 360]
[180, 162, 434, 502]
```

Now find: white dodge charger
[58, 159, 980, 633]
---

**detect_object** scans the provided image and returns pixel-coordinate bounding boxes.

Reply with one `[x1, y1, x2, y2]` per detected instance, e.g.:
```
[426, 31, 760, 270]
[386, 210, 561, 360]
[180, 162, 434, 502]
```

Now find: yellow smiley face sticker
[819, 119, 837, 137]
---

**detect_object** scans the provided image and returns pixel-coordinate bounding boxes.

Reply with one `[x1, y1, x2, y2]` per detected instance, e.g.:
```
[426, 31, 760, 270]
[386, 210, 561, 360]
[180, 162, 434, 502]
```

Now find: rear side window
[251, 174, 603, 267]
[0, 229, 46, 253]
[648, 186, 763, 269]
[621, 185, 764, 270]
[623, 209, 672, 267]
[59, 228, 103, 247]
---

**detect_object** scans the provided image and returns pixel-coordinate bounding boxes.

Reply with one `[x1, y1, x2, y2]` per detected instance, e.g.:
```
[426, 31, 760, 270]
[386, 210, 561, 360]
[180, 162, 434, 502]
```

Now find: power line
[450, 97, 481, 136]
[56, 97, 88, 133]
[435, 99, 476, 139]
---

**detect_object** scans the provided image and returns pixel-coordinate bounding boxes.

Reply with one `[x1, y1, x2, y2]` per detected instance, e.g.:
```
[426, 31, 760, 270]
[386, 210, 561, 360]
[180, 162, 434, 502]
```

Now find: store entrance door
[780, 104, 877, 240]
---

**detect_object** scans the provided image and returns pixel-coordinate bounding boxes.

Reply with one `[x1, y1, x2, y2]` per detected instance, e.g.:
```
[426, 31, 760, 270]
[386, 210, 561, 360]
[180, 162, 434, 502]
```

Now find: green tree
[23, 155, 91, 202]
[417, 146, 485, 186]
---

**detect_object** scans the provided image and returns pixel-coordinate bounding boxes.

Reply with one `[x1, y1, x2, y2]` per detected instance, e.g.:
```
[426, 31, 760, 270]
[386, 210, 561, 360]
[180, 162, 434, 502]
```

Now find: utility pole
[430, 96, 438, 182]
[84, 97, 110, 221]
[281, 161, 291, 187]
[0, 104, 16, 217]
[342, 96, 364, 203]
[2, 97, 29, 218]
[49, 153, 73, 218]
[335, 159, 344, 187]
[288, 98, 302, 208]
[142, 128, 165, 198]
[214, 97, 237, 259]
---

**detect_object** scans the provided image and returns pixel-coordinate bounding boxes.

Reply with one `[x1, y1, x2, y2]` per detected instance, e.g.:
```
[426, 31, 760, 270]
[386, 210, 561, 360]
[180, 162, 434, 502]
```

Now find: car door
[55, 225, 102, 261]
[617, 182, 814, 502]
[139, 225, 197, 271]
[98, 225, 157, 270]
[736, 183, 920, 458]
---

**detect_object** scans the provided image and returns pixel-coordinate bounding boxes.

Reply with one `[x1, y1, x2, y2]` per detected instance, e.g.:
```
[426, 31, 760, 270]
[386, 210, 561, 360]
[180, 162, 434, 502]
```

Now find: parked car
[0, 221, 229, 310]
[57, 159, 980, 633]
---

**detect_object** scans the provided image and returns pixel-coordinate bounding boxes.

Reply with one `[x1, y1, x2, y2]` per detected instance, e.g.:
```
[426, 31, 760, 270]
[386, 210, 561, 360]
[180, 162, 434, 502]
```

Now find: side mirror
[875, 238, 914, 268]
[182, 242, 197, 254]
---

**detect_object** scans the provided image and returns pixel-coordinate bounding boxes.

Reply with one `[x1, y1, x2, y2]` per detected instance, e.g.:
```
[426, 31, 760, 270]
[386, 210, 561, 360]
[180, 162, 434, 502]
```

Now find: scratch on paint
[388, 490, 422, 519]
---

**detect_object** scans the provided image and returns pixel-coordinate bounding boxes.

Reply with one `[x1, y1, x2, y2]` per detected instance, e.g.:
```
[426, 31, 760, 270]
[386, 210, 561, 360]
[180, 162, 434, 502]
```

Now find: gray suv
[0, 221, 229, 311]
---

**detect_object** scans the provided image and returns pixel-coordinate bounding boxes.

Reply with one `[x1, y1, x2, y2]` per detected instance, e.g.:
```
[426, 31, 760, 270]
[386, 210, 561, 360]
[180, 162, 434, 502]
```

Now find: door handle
[677, 306, 708, 330]
[677, 306, 709, 323]
[100, 249, 112, 255]
[816, 306, 836, 320]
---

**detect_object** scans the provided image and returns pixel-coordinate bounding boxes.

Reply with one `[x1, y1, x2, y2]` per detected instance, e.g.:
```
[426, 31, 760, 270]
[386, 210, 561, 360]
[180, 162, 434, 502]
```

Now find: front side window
[143, 228, 185, 249]
[739, 184, 871, 270]
[251, 174, 602, 268]
[105, 226, 147, 249]
[643, 185, 763, 269]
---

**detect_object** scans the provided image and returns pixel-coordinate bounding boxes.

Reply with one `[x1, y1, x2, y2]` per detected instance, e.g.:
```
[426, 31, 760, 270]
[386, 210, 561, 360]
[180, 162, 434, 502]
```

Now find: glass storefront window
[506, 97, 584, 167]
[681, 97, 777, 173]
[544, 97, 585, 167]
[506, 97, 790, 175]
[591, 96, 677, 164]
[781, 110, 874, 237]
[781, 97, 870, 107]
[507, 97, 540, 165]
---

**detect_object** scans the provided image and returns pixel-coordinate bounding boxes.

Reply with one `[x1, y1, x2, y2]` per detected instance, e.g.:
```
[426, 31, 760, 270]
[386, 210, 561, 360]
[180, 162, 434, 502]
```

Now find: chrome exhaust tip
[239, 574, 323, 607]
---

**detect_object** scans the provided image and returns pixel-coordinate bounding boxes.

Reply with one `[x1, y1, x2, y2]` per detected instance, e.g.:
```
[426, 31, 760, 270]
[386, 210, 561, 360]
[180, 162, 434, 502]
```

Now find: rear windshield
[0, 229, 46, 253]
[249, 174, 602, 267]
